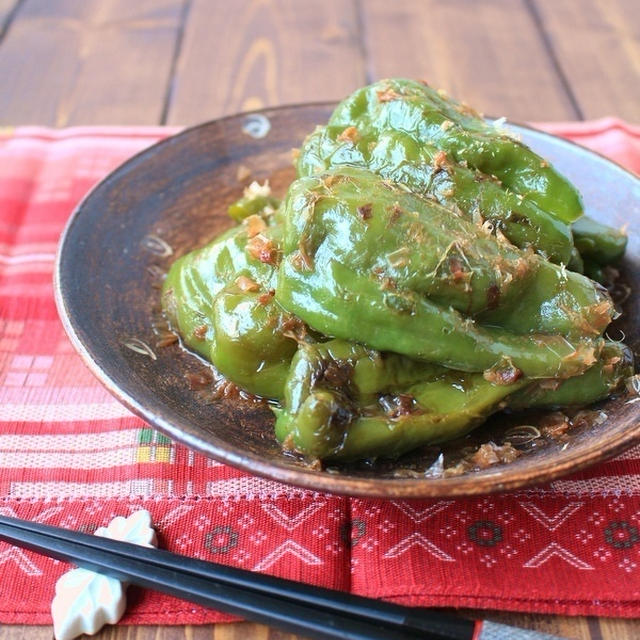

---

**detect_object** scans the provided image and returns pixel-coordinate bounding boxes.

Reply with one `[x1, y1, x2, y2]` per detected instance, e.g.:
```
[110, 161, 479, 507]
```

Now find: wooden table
[0, 1, 638, 638]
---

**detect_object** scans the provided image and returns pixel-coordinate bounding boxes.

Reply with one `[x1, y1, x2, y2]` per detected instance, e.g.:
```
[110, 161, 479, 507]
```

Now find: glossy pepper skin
[210, 284, 299, 399]
[572, 215, 628, 283]
[274, 339, 524, 460]
[275, 339, 631, 461]
[162, 197, 302, 398]
[276, 167, 612, 379]
[297, 78, 581, 264]
[509, 342, 634, 409]
[572, 216, 627, 265]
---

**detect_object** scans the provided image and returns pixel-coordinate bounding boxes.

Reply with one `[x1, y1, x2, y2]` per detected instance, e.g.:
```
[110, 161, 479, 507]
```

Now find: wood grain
[166, 0, 365, 124]
[5, 625, 237, 640]
[358, 0, 579, 121]
[598, 616, 640, 640]
[3, 615, 640, 640]
[0, 624, 300, 639]
[0, 0, 21, 34]
[530, 0, 640, 121]
[0, 0, 186, 126]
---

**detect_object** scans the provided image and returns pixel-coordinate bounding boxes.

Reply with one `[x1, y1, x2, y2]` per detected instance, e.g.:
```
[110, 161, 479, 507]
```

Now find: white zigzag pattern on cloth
[253, 540, 322, 571]
[157, 504, 195, 528]
[391, 500, 454, 523]
[383, 533, 455, 562]
[519, 502, 584, 531]
[0, 547, 43, 576]
[0, 504, 64, 523]
[261, 501, 326, 531]
[523, 542, 594, 570]
[0, 505, 65, 575]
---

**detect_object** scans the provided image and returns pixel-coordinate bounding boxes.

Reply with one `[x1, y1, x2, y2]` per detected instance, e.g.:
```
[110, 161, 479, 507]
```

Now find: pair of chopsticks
[0, 515, 562, 640]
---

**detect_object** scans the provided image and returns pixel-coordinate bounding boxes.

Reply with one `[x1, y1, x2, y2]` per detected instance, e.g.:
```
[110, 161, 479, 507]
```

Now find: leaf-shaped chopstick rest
[51, 510, 156, 640]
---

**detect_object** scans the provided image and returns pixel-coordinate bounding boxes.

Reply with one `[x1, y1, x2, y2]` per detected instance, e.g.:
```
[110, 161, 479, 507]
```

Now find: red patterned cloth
[0, 119, 639, 625]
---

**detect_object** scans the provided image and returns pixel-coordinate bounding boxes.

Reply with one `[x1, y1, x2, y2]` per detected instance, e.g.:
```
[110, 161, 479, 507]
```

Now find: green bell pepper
[162, 197, 302, 397]
[297, 78, 583, 263]
[276, 167, 612, 378]
[275, 339, 631, 461]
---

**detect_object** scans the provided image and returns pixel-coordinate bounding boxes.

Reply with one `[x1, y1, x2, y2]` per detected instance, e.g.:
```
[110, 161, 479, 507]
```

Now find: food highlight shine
[162, 79, 633, 464]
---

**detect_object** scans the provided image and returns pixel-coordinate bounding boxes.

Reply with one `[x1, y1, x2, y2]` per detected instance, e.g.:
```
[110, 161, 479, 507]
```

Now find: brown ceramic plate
[54, 104, 640, 498]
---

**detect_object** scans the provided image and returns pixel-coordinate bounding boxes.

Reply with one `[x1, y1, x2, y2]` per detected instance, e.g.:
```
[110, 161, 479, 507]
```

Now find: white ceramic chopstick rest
[51, 509, 157, 640]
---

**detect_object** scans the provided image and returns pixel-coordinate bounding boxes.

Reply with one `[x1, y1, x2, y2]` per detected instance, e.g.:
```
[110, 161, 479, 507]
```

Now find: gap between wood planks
[160, 0, 192, 125]
[0, 0, 24, 46]
[524, 0, 584, 120]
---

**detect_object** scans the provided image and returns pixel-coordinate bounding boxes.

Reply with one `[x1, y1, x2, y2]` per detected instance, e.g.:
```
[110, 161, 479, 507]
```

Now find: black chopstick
[0, 514, 474, 640]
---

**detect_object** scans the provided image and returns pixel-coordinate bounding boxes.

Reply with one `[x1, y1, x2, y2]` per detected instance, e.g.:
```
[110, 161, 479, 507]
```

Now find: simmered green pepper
[276, 167, 612, 379]
[509, 341, 634, 409]
[572, 215, 627, 265]
[297, 78, 582, 264]
[162, 195, 302, 398]
[572, 215, 628, 283]
[275, 339, 631, 461]
[161, 79, 633, 464]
